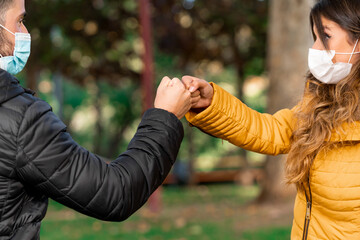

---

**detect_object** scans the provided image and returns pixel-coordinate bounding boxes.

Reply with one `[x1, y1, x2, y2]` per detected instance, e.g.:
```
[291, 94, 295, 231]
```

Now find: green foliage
[63, 80, 89, 110]
[27, 0, 140, 85]
[244, 57, 266, 79]
[153, 0, 268, 88]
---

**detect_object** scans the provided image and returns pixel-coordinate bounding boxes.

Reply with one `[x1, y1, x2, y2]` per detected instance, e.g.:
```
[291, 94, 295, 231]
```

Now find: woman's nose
[312, 39, 325, 50]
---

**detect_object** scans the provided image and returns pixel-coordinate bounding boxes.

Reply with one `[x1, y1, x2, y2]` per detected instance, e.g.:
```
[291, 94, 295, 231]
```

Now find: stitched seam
[4, 84, 9, 104]
[312, 191, 360, 203]
[49, 143, 77, 179]
[0, 223, 13, 236]
[15, 98, 40, 142]
[84, 166, 108, 209]
[31, 127, 67, 166]
[313, 170, 360, 174]
[17, 107, 56, 163]
[312, 203, 360, 213]
[2, 90, 31, 214]
[314, 159, 360, 163]
[15, 98, 39, 175]
[4, 93, 25, 224]
[105, 164, 131, 219]
[129, 137, 172, 164]
[293, 215, 303, 231]
[106, 155, 146, 219]
[0, 181, 12, 223]
[196, 88, 291, 151]
[121, 151, 151, 190]
[65, 151, 91, 198]
[126, 145, 161, 179]
[311, 182, 360, 189]
[9, 220, 40, 237]
[16, 142, 65, 181]
[34, 141, 80, 197]
[18, 148, 103, 219]
[19, 131, 70, 184]
[217, 107, 289, 149]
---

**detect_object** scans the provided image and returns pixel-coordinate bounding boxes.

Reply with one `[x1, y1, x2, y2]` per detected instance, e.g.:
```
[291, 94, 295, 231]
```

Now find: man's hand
[154, 77, 192, 119]
[182, 75, 214, 109]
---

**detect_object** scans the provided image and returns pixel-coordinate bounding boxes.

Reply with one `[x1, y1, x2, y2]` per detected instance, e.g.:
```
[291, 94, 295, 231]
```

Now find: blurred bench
[163, 167, 264, 185]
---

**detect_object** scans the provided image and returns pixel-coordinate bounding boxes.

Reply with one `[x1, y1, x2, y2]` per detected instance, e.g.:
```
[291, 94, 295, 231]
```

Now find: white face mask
[308, 39, 360, 84]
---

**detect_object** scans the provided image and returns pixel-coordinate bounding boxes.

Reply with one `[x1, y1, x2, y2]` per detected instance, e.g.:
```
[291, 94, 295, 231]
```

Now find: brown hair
[285, 0, 360, 188]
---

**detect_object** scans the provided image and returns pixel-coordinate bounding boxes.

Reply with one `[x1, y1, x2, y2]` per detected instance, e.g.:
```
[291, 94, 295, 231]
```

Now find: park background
[17, 0, 315, 239]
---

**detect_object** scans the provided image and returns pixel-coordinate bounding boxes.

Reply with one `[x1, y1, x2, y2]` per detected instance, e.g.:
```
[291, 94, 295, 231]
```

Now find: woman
[184, 0, 360, 239]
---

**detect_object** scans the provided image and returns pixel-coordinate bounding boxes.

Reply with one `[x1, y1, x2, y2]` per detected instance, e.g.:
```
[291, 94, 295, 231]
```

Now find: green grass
[41, 219, 240, 240]
[241, 227, 291, 240]
[40, 184, 292, 240]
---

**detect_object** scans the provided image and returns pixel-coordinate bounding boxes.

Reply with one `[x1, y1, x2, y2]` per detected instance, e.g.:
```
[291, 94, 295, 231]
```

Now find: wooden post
[139, 0, 154, 110]
[139, 0, 161, 212]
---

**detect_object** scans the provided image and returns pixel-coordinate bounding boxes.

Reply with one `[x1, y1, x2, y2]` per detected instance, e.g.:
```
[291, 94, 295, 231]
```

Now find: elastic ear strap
[336, 52, 360, 55]
[348, 39, 359, 63]
[0, 24, 15, 36]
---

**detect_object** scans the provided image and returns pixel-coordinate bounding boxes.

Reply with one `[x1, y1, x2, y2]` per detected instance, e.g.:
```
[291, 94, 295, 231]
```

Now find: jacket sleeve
[15, 99, 183, 221]
[185, 83, 295, 155]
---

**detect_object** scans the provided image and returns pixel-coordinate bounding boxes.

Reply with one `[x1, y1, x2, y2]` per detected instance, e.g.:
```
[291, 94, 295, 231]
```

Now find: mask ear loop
[0, 25, 14, 59]
[348, 39, 359, 63]
[0, 24, 15, 36]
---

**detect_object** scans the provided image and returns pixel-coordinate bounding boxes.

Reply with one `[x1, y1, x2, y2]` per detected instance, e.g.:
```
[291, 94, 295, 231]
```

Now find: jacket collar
[0, 69, 25, 104]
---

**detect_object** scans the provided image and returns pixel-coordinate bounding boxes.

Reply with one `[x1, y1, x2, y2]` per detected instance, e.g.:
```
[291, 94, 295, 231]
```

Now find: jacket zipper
[302, 178, 312, 240]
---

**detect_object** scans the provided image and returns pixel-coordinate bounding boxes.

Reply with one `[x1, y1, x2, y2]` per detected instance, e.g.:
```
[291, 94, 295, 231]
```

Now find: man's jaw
[0, 33, 13, 57]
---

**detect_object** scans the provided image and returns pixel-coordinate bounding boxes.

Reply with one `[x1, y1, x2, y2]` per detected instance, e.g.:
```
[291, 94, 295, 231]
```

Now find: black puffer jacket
[0, 70, 184, 240]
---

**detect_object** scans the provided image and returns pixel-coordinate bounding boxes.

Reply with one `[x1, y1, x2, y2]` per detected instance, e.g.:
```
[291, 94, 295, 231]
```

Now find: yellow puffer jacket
[186, 83, 360, 240]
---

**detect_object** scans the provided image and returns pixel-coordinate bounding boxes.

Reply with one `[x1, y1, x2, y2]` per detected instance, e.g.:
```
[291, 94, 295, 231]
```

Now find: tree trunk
[53, 72, 64, 120]
[93, 82, 103, 155]
[25, 64, 38, 93]
[257, 0, 314, 203]
[139, 0, 161, 213]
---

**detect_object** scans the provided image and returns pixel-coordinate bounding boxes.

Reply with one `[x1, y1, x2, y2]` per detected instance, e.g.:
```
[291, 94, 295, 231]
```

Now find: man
[0, 0, 194, 239]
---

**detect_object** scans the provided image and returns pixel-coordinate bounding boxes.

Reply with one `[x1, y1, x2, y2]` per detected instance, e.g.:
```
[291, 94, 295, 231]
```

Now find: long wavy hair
[285, 0, 360, 188]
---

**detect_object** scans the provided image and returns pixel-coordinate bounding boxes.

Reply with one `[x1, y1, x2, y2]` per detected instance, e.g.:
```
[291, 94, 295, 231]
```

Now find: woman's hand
[181, 75, 214, 109]
[154, 77, 192, 119]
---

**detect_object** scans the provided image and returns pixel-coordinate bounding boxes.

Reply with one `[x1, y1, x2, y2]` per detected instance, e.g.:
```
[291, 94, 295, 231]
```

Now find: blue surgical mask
[0, 24, 31, 75]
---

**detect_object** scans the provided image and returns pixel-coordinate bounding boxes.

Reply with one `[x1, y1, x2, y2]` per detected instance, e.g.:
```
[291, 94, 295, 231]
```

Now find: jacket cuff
[185, 82, 224, 128]
[143, 108, 184, 137]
